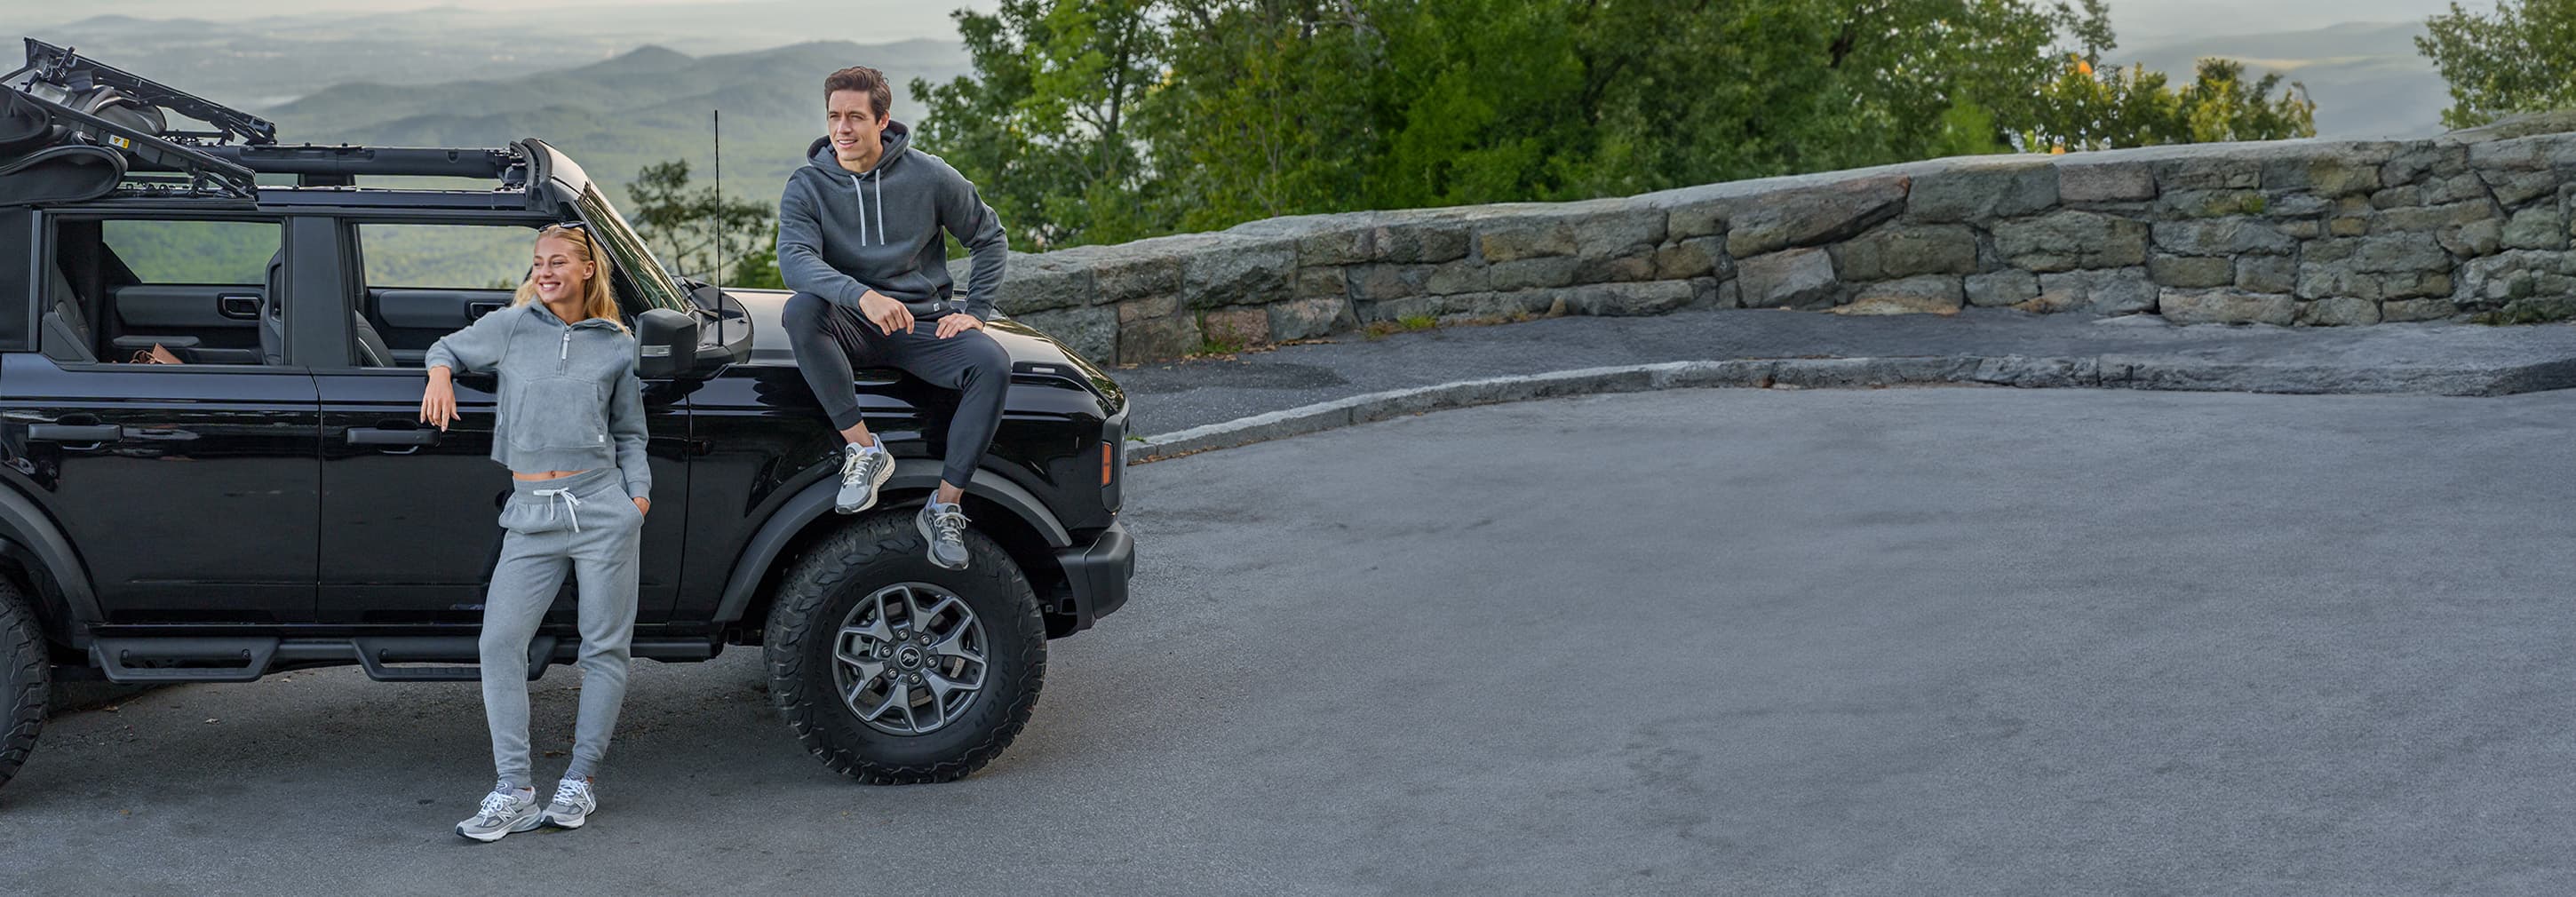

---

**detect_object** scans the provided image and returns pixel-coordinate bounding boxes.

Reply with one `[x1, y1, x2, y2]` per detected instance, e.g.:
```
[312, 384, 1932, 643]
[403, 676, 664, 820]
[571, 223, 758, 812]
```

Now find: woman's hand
[935, 313, 983, 339]
[419, 367, 458, 431]
[632, 496, 650, 517]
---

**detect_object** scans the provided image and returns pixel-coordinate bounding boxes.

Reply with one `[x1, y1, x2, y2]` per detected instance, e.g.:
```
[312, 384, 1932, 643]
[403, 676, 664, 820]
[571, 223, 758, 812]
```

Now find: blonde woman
[419, 223, 649, 842]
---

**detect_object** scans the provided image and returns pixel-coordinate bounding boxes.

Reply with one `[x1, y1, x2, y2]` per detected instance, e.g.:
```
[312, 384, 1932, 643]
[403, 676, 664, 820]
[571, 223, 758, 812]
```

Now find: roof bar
[20, 39, 274, 146]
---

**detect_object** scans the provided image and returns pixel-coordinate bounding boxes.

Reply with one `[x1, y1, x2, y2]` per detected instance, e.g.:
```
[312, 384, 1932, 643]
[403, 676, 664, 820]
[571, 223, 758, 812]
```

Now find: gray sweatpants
[479, 467, 644, 789]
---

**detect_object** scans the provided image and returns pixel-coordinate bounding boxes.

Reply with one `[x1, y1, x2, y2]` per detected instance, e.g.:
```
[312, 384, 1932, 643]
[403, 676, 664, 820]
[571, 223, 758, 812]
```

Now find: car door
[312, 218, 688, 624]
[0, 213, 322, 623]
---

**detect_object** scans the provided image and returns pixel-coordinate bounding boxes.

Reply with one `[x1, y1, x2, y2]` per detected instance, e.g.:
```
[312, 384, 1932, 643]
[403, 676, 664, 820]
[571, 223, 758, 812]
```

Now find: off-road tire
[763, 509, 1046, 783]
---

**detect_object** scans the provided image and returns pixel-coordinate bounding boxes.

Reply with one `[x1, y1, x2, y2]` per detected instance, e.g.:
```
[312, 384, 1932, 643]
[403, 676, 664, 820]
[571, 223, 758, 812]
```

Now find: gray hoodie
[778, 120, 1008, 320]
[423, 302, 651, 500]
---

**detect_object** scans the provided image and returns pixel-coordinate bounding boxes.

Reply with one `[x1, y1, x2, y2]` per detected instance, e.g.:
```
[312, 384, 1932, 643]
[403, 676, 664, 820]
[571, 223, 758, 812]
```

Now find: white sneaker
[836, 443, 894, 514]
[544, 776, 597, 829]
[457, 782, 543, 843]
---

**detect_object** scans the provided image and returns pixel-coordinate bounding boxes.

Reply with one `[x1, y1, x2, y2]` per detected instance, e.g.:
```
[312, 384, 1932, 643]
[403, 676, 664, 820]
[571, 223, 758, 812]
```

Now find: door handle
[218, 293, 262, 320]
[466, 301, 506, 321]
[346, 427, 440, 448]
[28, 425, 121, 443]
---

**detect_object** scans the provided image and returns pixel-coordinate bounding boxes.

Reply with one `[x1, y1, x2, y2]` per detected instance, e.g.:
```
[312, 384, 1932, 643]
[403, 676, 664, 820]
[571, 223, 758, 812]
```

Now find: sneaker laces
[929, 505, 967, 542]
[476, 783, 526, 822]
[551, 778, 592, 806]
[841, 446, 880, 486]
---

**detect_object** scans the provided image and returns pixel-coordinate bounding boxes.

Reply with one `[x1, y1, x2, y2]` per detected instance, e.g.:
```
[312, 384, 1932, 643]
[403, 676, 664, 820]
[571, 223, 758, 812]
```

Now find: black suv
[0, 42, 1133, 789]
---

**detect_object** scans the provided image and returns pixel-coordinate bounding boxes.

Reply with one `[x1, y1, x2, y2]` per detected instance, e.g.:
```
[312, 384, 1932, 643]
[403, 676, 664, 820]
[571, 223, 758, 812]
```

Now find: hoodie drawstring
[850, 171, 888, 245]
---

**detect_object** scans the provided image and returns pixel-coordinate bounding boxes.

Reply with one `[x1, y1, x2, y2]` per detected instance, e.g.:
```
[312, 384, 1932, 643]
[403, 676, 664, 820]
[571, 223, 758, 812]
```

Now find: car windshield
[572, 184, 693, 316]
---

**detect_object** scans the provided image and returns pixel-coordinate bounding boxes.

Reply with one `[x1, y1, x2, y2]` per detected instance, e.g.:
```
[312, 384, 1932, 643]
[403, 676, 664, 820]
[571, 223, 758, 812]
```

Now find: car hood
[723, 289, 1124, 407]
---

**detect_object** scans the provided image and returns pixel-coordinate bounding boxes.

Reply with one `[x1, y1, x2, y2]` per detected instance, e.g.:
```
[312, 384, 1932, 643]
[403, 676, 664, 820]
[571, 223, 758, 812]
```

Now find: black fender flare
[0, 484, 98, 637]
[712, 459, 1070, 625]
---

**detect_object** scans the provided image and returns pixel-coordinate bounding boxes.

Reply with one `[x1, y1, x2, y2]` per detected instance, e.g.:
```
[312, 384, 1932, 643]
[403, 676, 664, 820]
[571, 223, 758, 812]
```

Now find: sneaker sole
[834, 456, 895, 515]
[917, 511, 970, 571]
[457, 813, 545, 843]
[545, 808, 589, 830]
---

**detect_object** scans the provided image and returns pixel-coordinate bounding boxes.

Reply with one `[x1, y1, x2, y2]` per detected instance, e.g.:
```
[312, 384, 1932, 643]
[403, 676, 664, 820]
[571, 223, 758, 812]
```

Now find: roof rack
[2, 39, 263, 201]
[8, 39, 274, 146]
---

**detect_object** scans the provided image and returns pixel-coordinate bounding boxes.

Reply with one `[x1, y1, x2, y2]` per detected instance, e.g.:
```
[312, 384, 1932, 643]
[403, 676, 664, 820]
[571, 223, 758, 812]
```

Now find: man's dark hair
[823, 66, 893, 121]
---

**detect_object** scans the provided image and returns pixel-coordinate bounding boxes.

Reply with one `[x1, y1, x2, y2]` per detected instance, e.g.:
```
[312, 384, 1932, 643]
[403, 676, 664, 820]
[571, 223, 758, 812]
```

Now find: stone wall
[967, 114, 2576, 365]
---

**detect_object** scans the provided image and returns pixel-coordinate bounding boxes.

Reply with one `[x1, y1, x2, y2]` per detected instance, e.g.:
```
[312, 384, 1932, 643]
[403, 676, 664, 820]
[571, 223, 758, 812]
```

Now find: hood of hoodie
[781, 119, 982, 314]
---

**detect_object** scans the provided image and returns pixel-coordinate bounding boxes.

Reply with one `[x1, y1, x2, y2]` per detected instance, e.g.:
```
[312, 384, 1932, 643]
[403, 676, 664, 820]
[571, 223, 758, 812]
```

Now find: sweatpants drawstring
[531, 487, 585, 533]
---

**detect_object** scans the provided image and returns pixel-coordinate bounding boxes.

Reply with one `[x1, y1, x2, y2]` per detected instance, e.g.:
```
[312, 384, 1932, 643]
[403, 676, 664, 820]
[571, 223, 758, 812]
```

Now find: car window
[45, 218, 284, 367]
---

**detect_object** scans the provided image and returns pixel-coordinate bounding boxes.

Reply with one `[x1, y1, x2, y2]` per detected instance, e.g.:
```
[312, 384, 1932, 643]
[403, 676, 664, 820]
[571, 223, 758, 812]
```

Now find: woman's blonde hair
[514, 224, 627, 333]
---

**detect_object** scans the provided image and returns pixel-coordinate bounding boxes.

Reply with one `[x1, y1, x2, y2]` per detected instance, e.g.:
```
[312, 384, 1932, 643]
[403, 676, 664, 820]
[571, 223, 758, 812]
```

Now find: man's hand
[858, 290, 913, 336]
[419, 367, 458, 431]
[632, 496, 650, 517]
[934, 313, 983, 339]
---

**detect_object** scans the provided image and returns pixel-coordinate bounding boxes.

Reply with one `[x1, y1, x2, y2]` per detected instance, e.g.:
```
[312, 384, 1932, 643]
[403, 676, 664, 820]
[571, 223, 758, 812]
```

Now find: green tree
[914, 0, 1165, 250]
[625, 160, 775, 285]
[2020, 56, 2315, 152]
[2419, 0, 2576, 130]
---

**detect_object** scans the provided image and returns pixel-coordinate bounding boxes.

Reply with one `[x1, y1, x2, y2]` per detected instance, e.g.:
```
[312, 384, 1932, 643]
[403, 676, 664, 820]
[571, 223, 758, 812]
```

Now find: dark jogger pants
[782, 290, 1009, 488]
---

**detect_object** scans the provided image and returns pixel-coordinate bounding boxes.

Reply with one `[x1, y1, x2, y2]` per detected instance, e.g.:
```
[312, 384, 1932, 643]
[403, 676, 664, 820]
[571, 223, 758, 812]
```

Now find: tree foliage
[914, 0, 2323, 251]
[2418, 0, 2576, 130]
[626, 160, 777, 286]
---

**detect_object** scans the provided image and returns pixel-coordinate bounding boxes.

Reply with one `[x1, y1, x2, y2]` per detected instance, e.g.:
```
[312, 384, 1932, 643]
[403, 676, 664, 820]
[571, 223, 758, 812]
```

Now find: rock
[1833, 275, 1963, 315]
[1994, 210, 2151, 272]
[2032, 266, 2156, 314]
[2330, 216, 2369, 237]
[2380, 144, 2465, 187]
[1348, 263, 1435, 301]
[1297, 227, 1376, 266]
[1966, 269, 2040, 307]
[1010, 306, 1116, 362]
[2154, 155, 2262, 191]
[2149, 254, 2234, 289]
[2369, 200, 2498, 234]
[1477, 217, 1578, 262]
[2297, 265, 2451, 301]
[1566, 280, 1697, 316]
[1117, 313, 1202, 364]
[1906, 159, 2057, 222]
[2153, 218, 2297, 255]
[2381, 297, 2459, 322]
[2056, 162, 2158, 202]
[2481, 170, 2560, 208]
[1426, 263, 1491, 295]
[2296, 157, 2383, 195]
[1737, 247, 1839, 308]
[2296, 298, 2382, 326]
[1666, 201, 1729, 240]
[1182, 241, 1296, 309]
[1094, 250, 1185, 302]
[1374, 223, 1472, 264]
[1267, 295, 1354, 340]
[1653, 237, 1728, 280]
[2262, 192, 2334, 217]
[2423, 173, 2489, 205]
[2161, 189, 2270, 218]
[1725, 174, 1908, 258]
[990, 251, 1100, 313]
[1831, 225, 1978, 281]
[1200, 306, 1271, 345]
[2159, 289, 2294, 325]
[1489, 256, 1582, 290]
[1117, 293, 1180, 322]
[2302, 233, 2449, 273]
[1294, 266, 1348, 300]
[2502, 207, 2566, 250]
[2444, 218, 2505, 258]
[2235, 256, 2298, 293]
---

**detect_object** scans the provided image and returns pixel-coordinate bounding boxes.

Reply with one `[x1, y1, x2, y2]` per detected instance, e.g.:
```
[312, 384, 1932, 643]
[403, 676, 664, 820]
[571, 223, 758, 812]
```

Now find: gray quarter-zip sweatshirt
[776, 120, 1009, 321]
[424, 302, 651, 500]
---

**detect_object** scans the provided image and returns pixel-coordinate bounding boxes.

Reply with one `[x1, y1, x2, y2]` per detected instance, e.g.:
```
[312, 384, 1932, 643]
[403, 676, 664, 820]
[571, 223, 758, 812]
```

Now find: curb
[1131, 353, 2576, 462]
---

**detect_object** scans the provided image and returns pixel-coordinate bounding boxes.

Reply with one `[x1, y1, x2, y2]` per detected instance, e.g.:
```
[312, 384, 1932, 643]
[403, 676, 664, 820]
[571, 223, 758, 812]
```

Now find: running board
[88, 636, 720, 683]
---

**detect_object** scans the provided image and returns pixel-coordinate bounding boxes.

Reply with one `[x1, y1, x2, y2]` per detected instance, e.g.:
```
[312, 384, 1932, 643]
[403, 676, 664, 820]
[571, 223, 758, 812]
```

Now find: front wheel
[0, 577, 48, 791]
[763, 509, 1046, 783]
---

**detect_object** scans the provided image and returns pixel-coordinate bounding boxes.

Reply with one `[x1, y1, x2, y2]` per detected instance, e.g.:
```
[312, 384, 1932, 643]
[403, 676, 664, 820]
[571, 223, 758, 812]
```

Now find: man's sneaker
[835, 443, 894, 514]
[917, 501, 970, 570]
[456, 782, 544, 843]
[543, 776, 597, 830]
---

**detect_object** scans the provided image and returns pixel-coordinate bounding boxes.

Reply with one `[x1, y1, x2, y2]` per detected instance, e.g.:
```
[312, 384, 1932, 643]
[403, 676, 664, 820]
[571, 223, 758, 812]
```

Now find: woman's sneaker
[457, 782, 543, 843]
[836, 443, 894, 514]
[544, 776, 597, 829]
[917, 501, 970, 570]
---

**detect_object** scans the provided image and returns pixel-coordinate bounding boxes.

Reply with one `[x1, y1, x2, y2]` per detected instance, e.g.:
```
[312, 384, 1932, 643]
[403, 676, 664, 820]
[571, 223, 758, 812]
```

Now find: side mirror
[635, 307, 699, 379]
